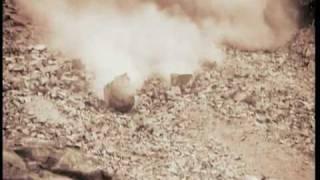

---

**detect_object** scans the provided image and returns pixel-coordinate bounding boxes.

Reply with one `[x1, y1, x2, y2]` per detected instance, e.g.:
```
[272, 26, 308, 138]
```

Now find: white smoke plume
[15, 0, 299, 97]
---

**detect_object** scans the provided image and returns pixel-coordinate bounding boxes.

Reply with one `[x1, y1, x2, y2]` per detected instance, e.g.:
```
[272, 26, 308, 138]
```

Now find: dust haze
[16, 0, 299, 97]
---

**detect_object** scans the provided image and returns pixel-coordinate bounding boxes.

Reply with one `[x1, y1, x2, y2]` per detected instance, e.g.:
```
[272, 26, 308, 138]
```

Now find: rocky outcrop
[4, 141, 114, 180]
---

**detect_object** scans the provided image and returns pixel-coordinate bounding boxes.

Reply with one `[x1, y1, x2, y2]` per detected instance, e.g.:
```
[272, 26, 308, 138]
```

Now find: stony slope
[3, 0, 315, 179]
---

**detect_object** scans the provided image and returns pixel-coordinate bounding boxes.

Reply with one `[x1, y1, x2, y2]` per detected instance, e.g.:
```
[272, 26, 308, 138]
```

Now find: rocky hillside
[3, 0, 315, 179]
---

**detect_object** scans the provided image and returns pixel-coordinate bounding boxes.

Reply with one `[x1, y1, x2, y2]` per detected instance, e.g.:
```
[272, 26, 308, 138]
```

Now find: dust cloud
[16, 0, 299, 97]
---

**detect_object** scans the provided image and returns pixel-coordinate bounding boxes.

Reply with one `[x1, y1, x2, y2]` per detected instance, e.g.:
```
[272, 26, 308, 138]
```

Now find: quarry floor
[3, 1, 315, 180]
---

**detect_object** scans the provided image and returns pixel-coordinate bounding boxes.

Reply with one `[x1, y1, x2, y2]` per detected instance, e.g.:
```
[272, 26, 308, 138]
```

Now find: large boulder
[4, 139, 114, 180]
[3, 149, 30, 179]
[104, 74, 135, 113]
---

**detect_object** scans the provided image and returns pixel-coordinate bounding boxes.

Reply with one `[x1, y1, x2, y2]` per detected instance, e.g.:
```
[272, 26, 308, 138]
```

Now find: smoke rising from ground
[16, 0, 299, 97]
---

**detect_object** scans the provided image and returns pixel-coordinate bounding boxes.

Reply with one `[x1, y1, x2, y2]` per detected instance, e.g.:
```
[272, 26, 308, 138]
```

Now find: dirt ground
[3, 0, 315, 180]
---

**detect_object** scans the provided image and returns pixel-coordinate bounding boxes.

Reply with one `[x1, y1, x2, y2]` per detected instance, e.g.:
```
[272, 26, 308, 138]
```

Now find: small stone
[304, 46, 313, 58]
[233, 91, 247, 102]
[57, 91, 67, 99]
[166, 86, 181, 100]
[243, 95, 256, 107]
[33, 44, 47, 51]
[243, 175, 261, 180]
[40, 76, 49, 85]
[61, 75, 78, 82]
[21, 128, 29, 135]
[8, 64, 24, 72]
[26, 161, 39, 170]
[71, 59, 84, 70]
[36, 133, 46, 139]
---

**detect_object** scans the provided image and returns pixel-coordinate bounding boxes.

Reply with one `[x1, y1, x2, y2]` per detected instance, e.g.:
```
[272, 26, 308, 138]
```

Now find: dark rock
[104, 74, 135, 113]
[170, 74, 193, 87]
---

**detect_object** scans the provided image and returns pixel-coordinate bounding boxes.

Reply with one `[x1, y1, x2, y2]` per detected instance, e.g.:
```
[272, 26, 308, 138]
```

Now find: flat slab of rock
[170, 74, 193, 87]
[4, 142, 113, 180]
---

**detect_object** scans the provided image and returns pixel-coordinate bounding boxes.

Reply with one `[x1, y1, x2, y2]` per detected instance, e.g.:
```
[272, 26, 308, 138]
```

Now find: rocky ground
[3, 0, 315, 180]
